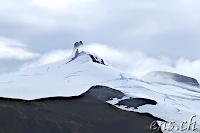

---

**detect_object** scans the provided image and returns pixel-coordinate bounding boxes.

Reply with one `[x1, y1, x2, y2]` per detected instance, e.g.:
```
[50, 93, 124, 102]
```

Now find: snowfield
[0, 51, 200, 133]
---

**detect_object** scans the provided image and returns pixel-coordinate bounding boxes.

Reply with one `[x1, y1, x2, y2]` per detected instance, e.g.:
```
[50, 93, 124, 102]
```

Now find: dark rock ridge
[146, 71, 199, 87]
[0, 96, 162, 133]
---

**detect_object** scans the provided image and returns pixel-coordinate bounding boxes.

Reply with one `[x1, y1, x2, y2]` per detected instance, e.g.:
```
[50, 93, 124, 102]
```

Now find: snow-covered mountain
[0, 42, 200, 133]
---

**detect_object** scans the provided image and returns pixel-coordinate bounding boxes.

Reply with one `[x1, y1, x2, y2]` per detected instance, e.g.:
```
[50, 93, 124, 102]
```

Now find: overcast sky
[1, 0, 200, 81]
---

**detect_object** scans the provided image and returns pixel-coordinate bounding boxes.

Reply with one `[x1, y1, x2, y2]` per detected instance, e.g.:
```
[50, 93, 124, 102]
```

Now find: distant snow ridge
[145, 71, 199, 87]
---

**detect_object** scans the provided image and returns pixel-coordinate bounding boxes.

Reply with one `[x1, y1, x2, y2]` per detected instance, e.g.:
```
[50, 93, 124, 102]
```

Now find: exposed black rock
[0, 96, 162, 133]
[146, 71, 199, 87]
[83, 85, 125, 101]
[75, 49, 79, 57]
[89, 54, 99, 63]
[101, 59, 105, 65]
[116, 98, 157, 109]
[88, 55, 106, 65]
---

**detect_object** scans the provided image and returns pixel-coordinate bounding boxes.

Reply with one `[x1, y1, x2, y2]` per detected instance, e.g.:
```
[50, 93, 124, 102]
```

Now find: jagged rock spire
[72, 41, 84, 58]
[70, 41, 106, 65]
[73, 41, 83, 50]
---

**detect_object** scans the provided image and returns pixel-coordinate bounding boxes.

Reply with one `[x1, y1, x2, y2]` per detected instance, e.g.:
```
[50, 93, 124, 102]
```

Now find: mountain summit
[70, 41, 105, 65]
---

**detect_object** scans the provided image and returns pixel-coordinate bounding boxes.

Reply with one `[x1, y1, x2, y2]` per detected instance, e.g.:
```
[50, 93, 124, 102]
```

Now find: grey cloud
[20, 43, 200, 82]
[21, 49, 72, 70]
[0, 36, 40, 60]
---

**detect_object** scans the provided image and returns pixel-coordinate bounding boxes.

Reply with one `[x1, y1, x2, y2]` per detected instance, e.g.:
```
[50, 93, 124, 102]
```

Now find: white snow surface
[0, 52, 200, 133]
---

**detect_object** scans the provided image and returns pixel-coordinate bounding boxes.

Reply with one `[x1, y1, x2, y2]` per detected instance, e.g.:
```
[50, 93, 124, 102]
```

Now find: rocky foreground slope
[0, 95, 162, 133]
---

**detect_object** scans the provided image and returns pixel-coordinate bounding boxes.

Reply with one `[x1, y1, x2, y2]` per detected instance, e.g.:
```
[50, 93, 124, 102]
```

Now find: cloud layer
[21, 49, 72, 70]
[0, 37, 40, 60]
[1, 0, 200, 60]
[1, 0, 200, 79]
[81, 44, 200, 82]
[21, 43, 200, 82]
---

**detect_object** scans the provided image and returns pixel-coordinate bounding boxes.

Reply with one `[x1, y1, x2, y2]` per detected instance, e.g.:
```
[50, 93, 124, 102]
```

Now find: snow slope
[0, 51, 200, 133]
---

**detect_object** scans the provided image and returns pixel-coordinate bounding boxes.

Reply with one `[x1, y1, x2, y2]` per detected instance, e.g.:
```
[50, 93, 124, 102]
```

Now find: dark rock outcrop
[88, 55, 106, 65]
[83, 85, 125, 101]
